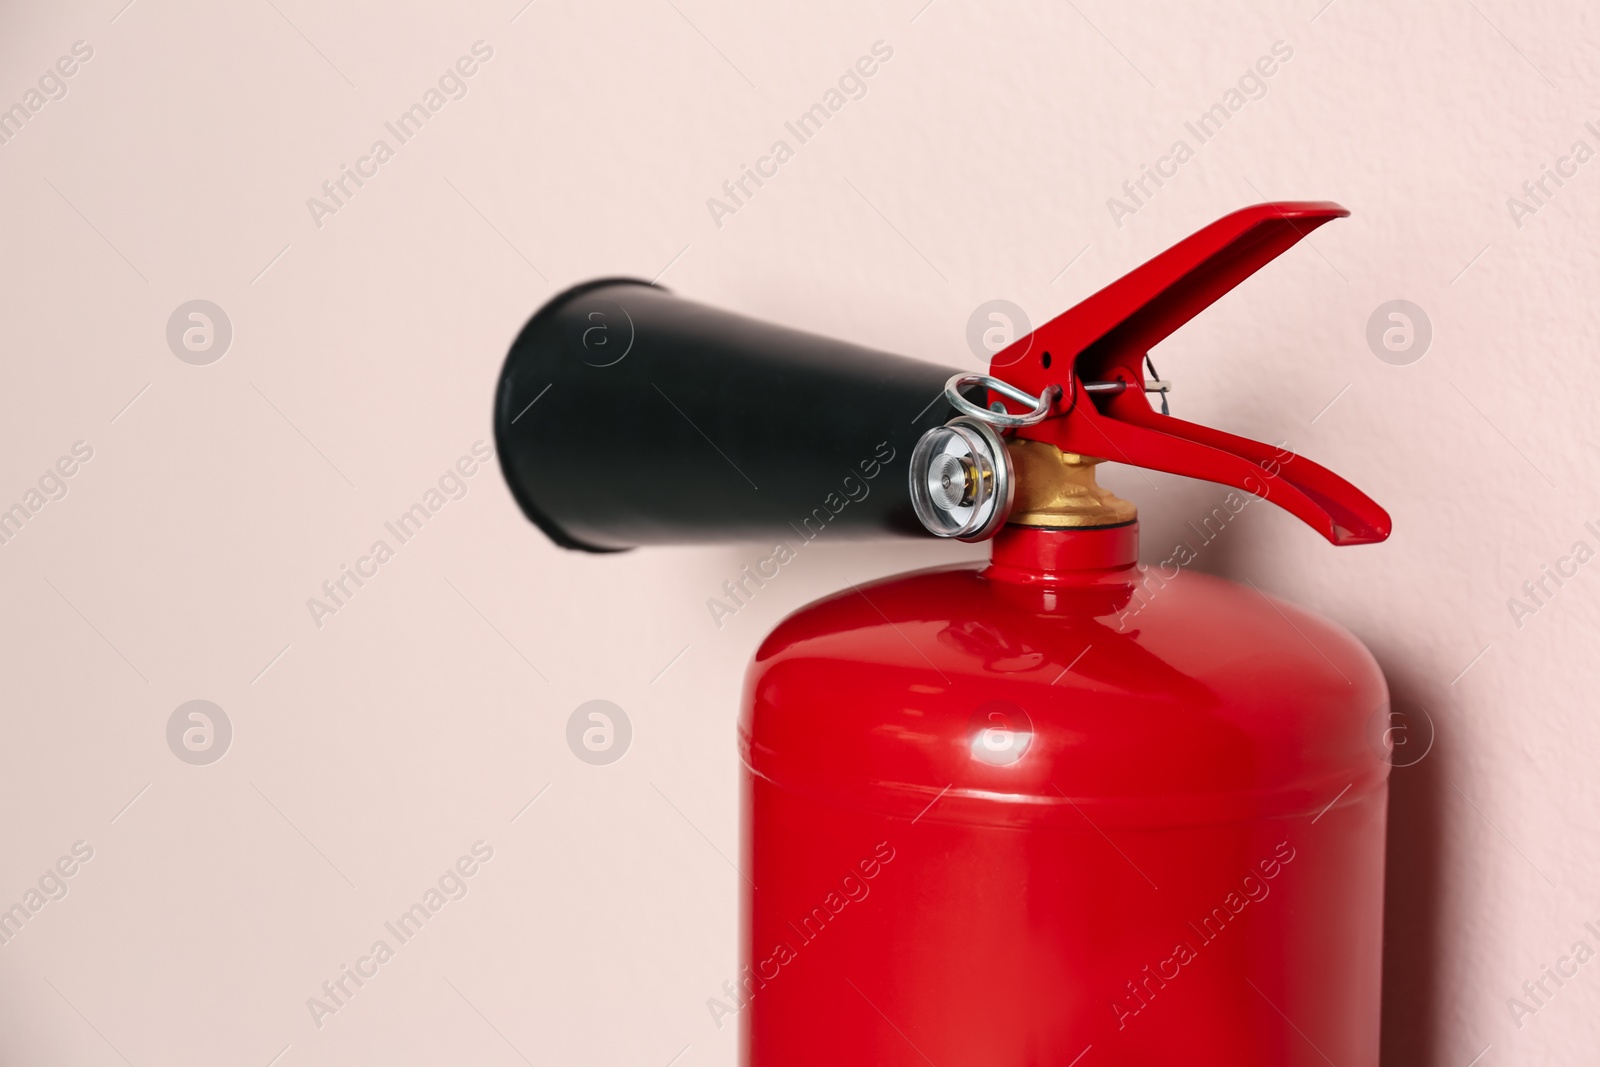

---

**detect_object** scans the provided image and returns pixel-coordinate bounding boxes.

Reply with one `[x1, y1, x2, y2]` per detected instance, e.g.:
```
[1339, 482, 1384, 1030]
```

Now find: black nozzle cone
[494, 280, 963, 551]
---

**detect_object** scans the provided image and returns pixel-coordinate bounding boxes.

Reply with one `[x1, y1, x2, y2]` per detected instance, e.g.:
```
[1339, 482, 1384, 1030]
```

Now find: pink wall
[0, 0, 1592, 1064]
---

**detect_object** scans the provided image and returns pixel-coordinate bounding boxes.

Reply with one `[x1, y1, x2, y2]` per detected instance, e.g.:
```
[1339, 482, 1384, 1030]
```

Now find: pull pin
[945, 372, 1172, 430]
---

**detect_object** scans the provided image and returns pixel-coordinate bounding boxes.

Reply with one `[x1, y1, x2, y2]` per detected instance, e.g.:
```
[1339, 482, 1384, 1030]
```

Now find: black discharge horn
[493, 280, 971, 552]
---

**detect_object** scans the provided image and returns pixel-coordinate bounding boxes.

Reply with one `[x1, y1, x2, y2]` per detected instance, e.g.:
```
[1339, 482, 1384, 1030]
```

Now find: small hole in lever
[1041, 351, 1052, 369]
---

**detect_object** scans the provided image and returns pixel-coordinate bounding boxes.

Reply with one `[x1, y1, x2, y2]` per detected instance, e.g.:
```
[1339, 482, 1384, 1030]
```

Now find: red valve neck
[983, 523, 1140, 586]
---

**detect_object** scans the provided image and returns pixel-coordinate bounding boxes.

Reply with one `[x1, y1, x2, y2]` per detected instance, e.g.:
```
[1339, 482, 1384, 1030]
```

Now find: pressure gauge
[908, 416, 1014, 541]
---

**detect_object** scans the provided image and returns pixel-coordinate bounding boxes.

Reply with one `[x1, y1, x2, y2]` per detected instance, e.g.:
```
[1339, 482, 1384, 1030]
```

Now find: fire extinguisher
[494, 202, 1392, 1066]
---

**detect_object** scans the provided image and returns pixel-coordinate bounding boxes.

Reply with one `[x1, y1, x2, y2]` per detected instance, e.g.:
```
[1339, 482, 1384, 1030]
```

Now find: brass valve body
[1004, 439, 1137, 528]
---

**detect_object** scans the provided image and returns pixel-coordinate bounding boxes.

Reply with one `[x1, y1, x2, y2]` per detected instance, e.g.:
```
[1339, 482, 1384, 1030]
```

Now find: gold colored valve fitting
[1004, 439, 1137, 528]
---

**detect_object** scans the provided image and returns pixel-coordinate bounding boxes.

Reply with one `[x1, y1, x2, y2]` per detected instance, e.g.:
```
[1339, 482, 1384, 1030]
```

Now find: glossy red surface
[739, 523, 1388, 1065]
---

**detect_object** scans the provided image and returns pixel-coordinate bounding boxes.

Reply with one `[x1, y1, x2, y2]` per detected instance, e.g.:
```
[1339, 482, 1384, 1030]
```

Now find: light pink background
[1, 1, 1595, 1064]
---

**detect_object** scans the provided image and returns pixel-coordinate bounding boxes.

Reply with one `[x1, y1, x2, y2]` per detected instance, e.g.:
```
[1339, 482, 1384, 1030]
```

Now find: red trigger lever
[985, 201, 1391, 547]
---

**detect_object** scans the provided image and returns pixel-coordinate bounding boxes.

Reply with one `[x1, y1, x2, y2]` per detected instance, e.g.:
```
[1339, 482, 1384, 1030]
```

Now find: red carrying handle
[986, 202, 1390, 546]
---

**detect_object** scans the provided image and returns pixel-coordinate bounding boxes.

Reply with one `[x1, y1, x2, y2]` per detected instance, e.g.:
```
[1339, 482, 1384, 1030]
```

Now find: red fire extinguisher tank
[740, 522, 1387, 1065]
[488, 202, 1395, 1066]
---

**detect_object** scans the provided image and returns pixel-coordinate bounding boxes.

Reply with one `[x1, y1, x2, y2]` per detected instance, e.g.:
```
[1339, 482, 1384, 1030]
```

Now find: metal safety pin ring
[943, 374, 1059, 428]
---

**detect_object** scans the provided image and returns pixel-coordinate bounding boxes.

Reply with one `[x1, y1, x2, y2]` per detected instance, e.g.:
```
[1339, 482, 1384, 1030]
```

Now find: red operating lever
[987, 202, 1390, 546]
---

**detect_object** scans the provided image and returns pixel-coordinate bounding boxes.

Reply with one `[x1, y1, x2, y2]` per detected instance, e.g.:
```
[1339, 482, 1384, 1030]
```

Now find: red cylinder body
[739, 523, 1388, 1066]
